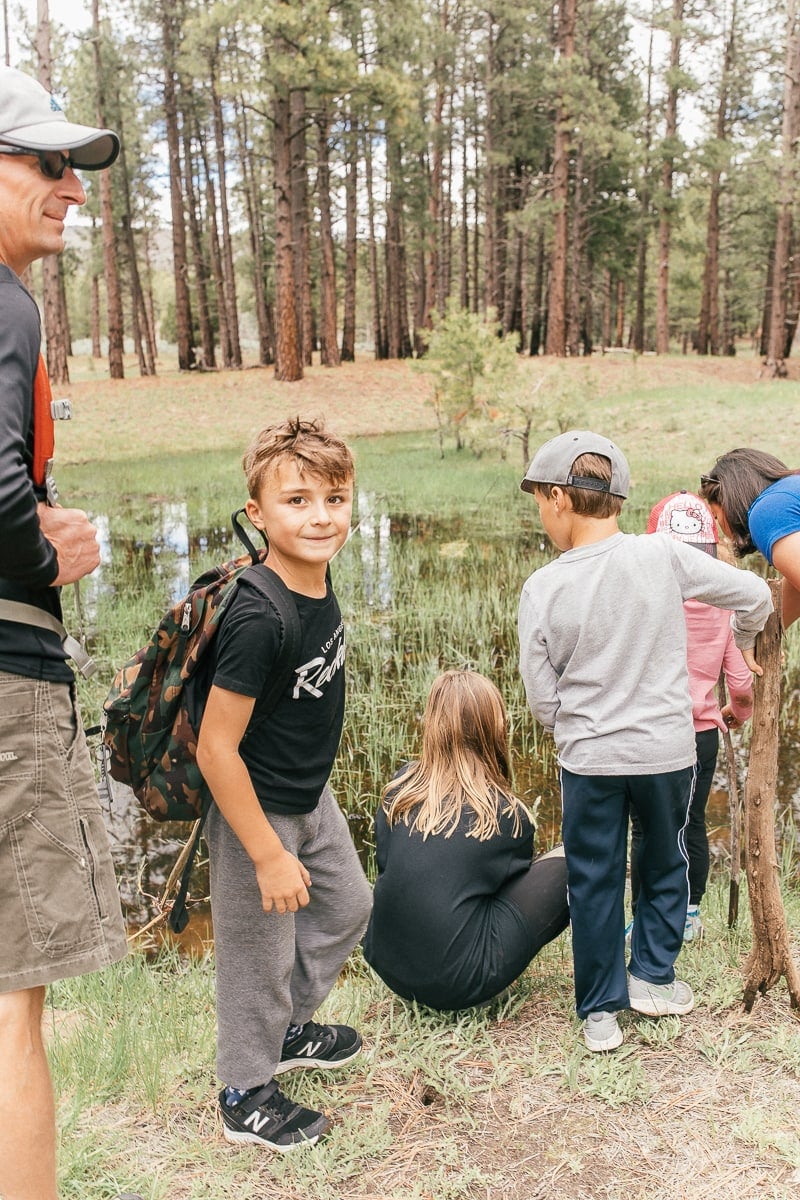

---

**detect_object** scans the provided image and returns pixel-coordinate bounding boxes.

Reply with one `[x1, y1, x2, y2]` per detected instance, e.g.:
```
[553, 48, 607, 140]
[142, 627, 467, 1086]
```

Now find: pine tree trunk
[181, 117, 215, 370]
[385, 139, 412, 359]
[483, 14, 496, 314]
[601, 268, 611, 349]
[291, 88, 313, 366]
[615, 279, 625, 347]
[162, 2, 195, 371]
[529, 229, 545, 355]
[460, 124, 470, 311]
[90, 271, 102, 358]
[545, 0, 576, 356]
[211, 65, 242, 368]
[766, 0, 800, 376]
[698, 9, 734, 357]
[36, 2, 69, 384]
[316, 110, 340, 367]
[567, 143, 585, 355]
[341, 120, 357, 363]
[273, 84, 303, 382]
[197, 121, 230, 368]
[363, 129, 385, 359]
[92, 1, 124, 379]
[655, 0, 684, 356]
[236, 100, 273, 366]
[633, 26, 654, 355]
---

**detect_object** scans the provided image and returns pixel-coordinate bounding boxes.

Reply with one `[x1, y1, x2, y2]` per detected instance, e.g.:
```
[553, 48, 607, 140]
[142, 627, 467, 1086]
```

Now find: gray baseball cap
[521, 430, 630, 498]
[0, 66, 119, 169]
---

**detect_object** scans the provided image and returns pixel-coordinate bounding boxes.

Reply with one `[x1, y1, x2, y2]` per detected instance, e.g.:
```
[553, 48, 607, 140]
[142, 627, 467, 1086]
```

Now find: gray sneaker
[583, 1011, 624, 1052]
[628, 973, 694, 1016]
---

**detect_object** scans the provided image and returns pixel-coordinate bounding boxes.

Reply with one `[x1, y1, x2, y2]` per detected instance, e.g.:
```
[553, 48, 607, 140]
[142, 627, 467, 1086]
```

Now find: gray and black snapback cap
[520, 430, 630, 499]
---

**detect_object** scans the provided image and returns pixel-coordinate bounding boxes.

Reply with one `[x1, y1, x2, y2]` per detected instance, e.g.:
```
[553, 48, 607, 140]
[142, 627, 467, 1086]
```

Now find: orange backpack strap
[32, 354, 55, 489]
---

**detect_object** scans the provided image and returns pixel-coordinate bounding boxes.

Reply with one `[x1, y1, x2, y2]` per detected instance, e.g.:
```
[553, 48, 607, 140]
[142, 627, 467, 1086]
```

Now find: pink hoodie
[683, 598, 753, 732]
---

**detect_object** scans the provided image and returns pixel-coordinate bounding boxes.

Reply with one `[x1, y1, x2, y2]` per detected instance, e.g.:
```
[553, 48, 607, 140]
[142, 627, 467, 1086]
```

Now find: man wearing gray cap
[517, 430, 773, 1054]
[0, 66, 133, 1200]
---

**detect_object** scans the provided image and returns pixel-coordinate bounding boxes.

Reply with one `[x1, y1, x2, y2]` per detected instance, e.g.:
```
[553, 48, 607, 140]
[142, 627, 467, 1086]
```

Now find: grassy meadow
[45, 353, 800, 1198]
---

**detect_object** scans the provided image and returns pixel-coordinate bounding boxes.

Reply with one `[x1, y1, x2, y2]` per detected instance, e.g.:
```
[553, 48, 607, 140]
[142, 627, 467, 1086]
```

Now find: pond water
[83, 496, 799, 950]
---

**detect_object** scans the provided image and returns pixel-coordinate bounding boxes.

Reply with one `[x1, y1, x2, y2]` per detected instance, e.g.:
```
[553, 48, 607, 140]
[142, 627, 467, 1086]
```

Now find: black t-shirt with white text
[211, 574, 345, 814]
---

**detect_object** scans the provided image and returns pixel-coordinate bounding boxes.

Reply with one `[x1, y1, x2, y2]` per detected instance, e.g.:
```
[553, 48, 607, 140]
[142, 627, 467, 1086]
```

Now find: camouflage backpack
[101, 511, 301, 929]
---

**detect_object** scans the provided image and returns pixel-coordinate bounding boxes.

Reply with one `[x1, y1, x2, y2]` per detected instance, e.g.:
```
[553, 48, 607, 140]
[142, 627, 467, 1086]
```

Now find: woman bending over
[700, 448, 800, 628]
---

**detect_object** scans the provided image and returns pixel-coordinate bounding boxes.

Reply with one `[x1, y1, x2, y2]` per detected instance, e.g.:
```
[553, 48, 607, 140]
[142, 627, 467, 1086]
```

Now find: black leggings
[502, 848, 571, 958]
[631, 728, 719, 908]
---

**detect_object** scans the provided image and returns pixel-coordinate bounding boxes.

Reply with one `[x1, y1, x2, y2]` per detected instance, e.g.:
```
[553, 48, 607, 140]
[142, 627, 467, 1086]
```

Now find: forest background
[6, 0, 800, 387]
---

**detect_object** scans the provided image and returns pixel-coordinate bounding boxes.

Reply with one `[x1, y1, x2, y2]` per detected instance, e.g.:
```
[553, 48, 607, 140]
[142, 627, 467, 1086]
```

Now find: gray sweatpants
[207, 784, 373, 1089]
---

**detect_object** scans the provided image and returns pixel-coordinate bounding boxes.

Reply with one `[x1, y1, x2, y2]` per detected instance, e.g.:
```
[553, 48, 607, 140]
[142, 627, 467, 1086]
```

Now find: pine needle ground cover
[47, 354, 800, 1198]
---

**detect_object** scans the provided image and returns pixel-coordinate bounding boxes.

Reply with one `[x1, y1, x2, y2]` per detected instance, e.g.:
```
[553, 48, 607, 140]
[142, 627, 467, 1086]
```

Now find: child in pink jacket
[631, 492, 753, 941]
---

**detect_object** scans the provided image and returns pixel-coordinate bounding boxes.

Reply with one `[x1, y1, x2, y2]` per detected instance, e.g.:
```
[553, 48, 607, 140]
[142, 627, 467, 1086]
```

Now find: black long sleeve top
[0, 264, 71, 680]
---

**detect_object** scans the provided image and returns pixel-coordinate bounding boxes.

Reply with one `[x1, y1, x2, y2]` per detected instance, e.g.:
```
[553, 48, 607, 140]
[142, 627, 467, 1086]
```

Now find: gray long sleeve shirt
[518, 531, 773, 776]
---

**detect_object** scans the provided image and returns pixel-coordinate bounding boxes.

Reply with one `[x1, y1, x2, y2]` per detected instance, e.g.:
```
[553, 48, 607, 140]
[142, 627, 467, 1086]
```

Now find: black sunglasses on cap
[0, 145, 73, 180]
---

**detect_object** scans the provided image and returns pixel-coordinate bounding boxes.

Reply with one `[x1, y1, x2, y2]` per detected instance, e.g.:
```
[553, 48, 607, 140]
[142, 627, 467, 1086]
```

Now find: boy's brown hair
[536, 453, 624, 518]
[243, 416, 354, 498]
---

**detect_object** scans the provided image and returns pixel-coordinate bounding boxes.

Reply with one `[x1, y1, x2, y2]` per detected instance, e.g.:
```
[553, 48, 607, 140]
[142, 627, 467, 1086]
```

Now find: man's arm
[196, 684, 312, 914]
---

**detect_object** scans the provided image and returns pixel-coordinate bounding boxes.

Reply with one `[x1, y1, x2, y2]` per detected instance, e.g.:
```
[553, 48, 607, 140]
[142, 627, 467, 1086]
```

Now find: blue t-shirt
[748, 475, 800, 565]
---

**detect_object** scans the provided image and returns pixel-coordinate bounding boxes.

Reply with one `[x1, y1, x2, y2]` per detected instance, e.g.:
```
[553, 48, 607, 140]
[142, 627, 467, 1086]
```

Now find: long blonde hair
[383, 670, 528, 841]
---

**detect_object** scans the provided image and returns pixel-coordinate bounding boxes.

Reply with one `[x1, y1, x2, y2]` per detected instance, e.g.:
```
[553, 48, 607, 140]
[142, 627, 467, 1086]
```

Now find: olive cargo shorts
[0, 671, 128, 992]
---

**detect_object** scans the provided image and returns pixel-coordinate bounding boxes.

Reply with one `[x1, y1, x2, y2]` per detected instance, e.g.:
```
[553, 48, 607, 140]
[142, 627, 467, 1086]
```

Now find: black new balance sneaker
[275, 1020, 362, 1074]
[219, 1080, 330, 1151]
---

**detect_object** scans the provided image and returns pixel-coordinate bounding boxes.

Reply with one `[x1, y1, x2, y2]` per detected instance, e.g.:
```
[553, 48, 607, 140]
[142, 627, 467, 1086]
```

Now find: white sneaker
[627, 973, 694, 1016]
[684, 907, 703, 942]
[583, 1011, 624, 1052]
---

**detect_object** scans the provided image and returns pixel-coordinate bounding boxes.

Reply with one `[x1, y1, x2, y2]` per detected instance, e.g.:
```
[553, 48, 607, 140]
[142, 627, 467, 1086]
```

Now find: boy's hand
[741, 647, 763, 677]
[255, 848, 312, 914]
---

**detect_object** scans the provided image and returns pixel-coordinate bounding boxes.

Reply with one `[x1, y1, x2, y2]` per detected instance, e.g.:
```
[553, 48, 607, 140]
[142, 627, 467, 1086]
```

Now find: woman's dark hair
[699, 448, 794, 556]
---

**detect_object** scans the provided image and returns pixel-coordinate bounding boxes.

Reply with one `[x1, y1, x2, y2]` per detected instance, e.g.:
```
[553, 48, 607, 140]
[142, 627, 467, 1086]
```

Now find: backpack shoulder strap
[32, 355, 55, 489]
[239, 563, 302, 719]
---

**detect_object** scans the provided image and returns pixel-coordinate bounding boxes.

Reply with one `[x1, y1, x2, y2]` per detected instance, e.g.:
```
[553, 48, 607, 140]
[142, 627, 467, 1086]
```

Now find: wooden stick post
[742, 578, 800, 1010]
[717, 673, 742, 928]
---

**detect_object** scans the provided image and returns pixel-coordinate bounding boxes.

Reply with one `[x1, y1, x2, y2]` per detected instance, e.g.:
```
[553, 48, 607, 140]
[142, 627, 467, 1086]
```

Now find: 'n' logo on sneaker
[243, 1110, 271, 1133]
[296, 1040, 324, 1058]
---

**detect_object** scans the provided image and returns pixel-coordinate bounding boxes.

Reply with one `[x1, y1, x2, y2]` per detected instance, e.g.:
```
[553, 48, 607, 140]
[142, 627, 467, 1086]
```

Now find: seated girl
[362, 670, 569, 1011]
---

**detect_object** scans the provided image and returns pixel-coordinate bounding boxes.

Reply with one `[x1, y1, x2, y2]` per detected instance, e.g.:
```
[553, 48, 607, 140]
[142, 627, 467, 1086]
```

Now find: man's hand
[254, 848, 312, 914]
[37, 503, 100, 585]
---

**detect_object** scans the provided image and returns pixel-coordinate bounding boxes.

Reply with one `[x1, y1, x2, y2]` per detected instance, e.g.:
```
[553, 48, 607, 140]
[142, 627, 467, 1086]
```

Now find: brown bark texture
[316, 113, 340, 367]
[765, 0, 800, 376]
[742, 578, 800, 1011]
[545, 0, 576, 356]
[655, 0, 683, 356]
[162, 5, 195, 372]
[272, 86, 303, 382]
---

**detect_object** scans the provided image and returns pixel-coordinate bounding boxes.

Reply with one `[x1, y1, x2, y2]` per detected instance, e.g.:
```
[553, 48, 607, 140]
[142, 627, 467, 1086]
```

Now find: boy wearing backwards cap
[0, 67, 132, 1200]
[517, 432, 772, 1051]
